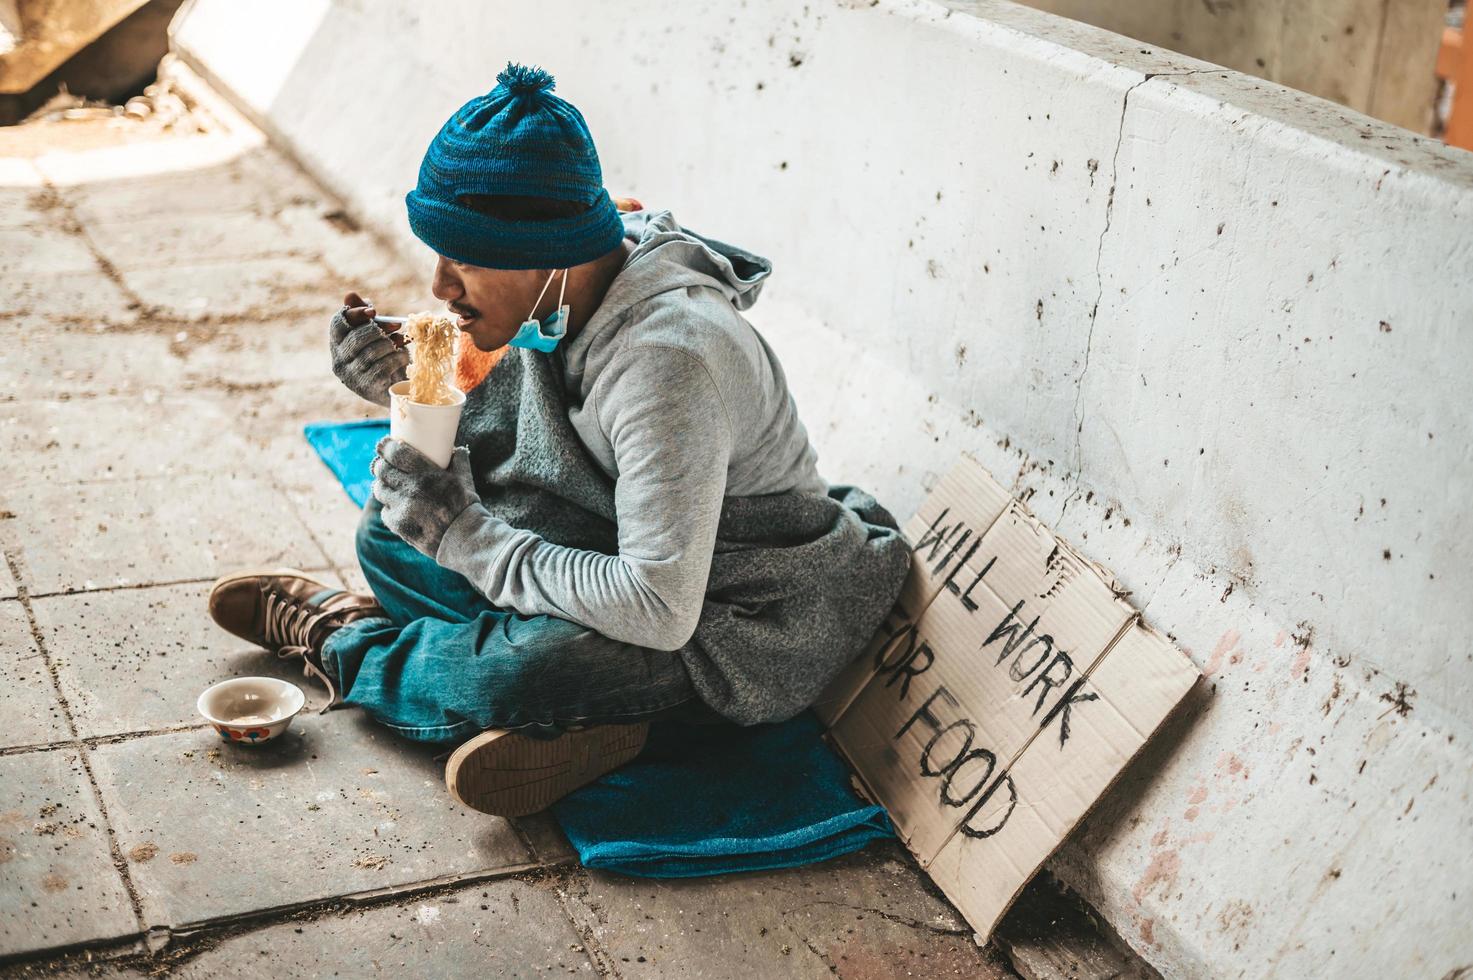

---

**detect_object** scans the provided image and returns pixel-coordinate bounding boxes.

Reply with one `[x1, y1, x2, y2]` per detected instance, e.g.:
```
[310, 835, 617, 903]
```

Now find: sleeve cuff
[435, 502, 515, 576]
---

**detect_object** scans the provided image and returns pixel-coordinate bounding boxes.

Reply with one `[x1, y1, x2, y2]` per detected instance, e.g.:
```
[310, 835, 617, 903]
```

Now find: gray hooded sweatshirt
[436, 209, 826, 654]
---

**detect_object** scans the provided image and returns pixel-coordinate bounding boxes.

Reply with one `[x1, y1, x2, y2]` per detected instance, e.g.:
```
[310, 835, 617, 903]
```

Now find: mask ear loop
[526, 267, 560, 321]
[555, 267, 569, 317]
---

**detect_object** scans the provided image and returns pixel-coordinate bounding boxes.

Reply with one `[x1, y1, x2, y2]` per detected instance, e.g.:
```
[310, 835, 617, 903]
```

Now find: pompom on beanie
[405, 62, 625, 270]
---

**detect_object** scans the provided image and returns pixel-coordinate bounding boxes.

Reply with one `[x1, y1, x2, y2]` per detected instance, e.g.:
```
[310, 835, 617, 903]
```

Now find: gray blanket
[456, 346, 912, 725]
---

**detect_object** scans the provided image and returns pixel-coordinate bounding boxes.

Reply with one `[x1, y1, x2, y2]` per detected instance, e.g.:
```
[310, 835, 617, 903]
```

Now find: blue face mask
[508, 267, 570, 353]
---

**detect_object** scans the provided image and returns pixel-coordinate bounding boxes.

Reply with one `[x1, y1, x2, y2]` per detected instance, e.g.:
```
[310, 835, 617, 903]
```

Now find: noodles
[404, 312, 459, 405]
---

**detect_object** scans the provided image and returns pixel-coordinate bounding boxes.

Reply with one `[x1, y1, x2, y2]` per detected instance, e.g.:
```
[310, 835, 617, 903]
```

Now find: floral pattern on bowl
[214, 724, 275, 743]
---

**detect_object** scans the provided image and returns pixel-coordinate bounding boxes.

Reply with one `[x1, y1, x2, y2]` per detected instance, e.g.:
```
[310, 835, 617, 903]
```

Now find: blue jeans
[321, 498, 714, 744]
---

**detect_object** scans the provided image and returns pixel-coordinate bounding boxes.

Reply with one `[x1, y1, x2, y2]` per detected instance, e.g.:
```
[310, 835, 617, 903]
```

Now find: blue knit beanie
[404, 62, 625, 270]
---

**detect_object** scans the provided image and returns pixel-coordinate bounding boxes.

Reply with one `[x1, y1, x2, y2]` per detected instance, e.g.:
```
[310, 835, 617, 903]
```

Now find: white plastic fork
[372, 314, 412, 343]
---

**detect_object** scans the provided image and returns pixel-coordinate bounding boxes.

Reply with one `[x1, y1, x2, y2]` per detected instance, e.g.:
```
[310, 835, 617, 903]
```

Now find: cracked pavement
[0, 88, 1019, 978]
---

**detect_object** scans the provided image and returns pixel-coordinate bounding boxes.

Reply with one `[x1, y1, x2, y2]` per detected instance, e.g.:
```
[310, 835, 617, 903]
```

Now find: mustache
[448, 301, 479, 318]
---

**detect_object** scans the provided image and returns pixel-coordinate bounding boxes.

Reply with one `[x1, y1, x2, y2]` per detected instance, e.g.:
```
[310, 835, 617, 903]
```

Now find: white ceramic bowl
[197, 676, 306, 745]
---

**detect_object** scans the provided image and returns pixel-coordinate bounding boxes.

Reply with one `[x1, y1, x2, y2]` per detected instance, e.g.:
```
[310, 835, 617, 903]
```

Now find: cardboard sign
[819, 455, 1200, 940]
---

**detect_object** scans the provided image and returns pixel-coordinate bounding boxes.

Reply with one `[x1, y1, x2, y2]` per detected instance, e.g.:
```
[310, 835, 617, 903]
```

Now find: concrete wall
[1017, 0, 1448, 133]
[170, 1, 1473, 976]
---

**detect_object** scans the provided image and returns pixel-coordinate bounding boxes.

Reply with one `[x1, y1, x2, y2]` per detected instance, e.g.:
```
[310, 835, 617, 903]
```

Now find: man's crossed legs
[208, 497, 721, 815]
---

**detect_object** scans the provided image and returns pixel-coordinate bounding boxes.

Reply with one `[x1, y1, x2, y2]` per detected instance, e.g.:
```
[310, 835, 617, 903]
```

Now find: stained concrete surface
[0, 93, 1020, 976]
[88, 713, 533, 927]
[0, 750, 138, 957]
[33, 581, 337, 738]
[564, 848, 1016, 979]
[0, 556, 17, 600]
[5, 474, 327, 595]
[20, 876, 597, 978]
[131, 876, 599, 979]
[0, 602, 70, 749]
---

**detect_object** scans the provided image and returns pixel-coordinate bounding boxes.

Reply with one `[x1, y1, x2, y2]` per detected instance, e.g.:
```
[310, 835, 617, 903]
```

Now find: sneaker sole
[445, 722, 650, 818]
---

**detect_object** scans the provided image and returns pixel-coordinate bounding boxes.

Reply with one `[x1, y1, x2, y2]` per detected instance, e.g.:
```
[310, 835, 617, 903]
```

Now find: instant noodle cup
[389, 311, 464, 467]
[389, 380, 466, 468]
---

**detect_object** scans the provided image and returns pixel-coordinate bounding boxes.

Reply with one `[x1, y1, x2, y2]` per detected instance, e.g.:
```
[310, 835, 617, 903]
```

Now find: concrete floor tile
[0, 473, 325, 595]
[337, 564, 371, 595]
[0, 222, 120, 334]
[774, 853, 1014, 979]
[64, 165, 286, 226]
[1, 265, 134, 322]
[0, 309, 328, 402]
[0, 195, 52, 231]
[118, 257, 333, 321]
[511, 813, 578, 866]
[0, 159, 47, 228]
[564, 843, 1009, 980]
[0, 225, 100, 278]
[56, 147, 327, 229]
[565, 870, 834, 980]
[172, 879, 596, 979]
[233, 149, 334, 204]
[0, 749, 139, 957]
[247, 380, 376, 459]
[5, 299, 333, 403]
[235, 380, 382, 460]
[87, 711, 534, 928]
[0, 484, 18, 601]
[25, 877, 594, 979]
[85, 210, 318, 273]
[32, 134, 264, 190]
[32, 581, 337, 739]
[0, 599, 71, 749]
[63, 167, 258, 224]
[1, 324, 180, 401]
[171, 318, 332, 390]
[0, 396, 253, 487]
[274, 204, 418, 286]
[276, 453, 365, 571]
[228, 379, 385, 571]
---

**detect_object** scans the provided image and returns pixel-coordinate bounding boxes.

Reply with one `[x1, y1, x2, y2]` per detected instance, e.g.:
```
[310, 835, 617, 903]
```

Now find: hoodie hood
[559, 209, 772, 394]
[609, 208, 772, 313]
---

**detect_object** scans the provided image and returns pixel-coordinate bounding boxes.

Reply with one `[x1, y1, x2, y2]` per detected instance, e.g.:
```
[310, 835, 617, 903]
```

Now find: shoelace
[261, 587, 340, 713]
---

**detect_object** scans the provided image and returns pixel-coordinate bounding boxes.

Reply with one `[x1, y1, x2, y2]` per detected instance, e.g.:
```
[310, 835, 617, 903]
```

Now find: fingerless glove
[329, 307, 409, 407]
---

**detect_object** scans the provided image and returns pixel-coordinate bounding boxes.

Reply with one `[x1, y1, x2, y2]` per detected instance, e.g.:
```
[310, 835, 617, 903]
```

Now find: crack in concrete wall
[1064, 68, 1230, 522]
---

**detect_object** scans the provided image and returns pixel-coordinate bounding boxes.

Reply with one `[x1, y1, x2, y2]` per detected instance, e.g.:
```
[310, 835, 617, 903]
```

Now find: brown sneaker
[445, 722, 650, 818]
[207, 568, 384, 710]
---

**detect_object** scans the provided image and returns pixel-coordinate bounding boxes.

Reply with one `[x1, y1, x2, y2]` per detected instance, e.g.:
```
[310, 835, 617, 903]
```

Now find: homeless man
[206, 63, 911, 817]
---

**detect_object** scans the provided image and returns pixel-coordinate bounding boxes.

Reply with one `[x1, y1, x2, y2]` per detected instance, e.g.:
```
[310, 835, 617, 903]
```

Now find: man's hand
[331, 291, 410, 407]
[371, 437, 481, 558]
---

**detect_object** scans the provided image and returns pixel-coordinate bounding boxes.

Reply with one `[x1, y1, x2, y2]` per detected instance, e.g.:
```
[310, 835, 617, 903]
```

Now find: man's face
[430, 254, 560, 351]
